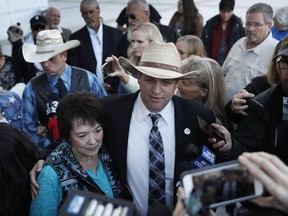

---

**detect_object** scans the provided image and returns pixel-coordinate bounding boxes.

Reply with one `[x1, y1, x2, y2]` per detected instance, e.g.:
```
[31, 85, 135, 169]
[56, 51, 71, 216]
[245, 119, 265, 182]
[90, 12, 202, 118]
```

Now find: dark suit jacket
[101, 91, 216, 199]
[67, 24, 123, 93]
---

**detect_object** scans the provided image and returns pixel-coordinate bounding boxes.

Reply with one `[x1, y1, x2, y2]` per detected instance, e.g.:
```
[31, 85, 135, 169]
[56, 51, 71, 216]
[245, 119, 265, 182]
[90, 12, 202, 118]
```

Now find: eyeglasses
[125, 14, 136, 20]
[245, 22, 266, 28]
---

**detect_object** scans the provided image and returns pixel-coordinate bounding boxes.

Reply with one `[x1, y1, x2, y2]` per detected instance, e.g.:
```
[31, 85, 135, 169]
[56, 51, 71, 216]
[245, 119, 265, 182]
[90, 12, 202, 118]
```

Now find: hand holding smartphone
[102, 61, 113, 76]
[181, 161, 264, 213]
[245, 98, 264, 119]
[197, 116, 225, 142]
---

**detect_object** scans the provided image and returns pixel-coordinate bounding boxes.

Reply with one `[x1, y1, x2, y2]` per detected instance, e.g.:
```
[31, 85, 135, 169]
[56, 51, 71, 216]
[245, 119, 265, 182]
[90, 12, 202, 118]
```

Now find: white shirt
[87, 23, 103, 83]
[127, 93, 176, 215]
[222, 32, 278, 102]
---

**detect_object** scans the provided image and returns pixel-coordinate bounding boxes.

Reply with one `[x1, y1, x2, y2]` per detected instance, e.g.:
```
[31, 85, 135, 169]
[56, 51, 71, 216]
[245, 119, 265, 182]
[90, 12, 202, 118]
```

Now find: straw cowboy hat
[118, 42, 197, 79]
[22, 29, 80, 63]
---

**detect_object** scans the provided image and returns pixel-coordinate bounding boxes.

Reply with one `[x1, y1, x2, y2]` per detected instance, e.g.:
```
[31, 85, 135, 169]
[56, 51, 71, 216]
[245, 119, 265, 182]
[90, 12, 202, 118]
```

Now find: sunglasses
[125, 14, 136, 20]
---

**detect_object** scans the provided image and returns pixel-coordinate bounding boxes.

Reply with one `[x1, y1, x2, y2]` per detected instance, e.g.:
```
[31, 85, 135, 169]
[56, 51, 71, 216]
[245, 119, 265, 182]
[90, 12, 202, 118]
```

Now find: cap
[275, 34, 288, 59]
[219, 0, 235, 11]
[30, 15, 47, 29]
[7, 22, 23, 43]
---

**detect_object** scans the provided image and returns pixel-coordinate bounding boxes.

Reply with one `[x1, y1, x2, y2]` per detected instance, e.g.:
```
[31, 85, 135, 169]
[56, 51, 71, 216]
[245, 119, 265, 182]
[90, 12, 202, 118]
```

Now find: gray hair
[246, 3, 274, 23]
[80, 0, 100, 10]
[275, 6, 288, 26]
[127, 0, 149, 12]
[45, 6, 60, 17]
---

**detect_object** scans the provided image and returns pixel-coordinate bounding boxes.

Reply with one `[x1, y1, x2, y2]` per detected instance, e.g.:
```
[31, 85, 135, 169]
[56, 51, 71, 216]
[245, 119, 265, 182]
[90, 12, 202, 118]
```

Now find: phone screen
[182, 162, 263, 210]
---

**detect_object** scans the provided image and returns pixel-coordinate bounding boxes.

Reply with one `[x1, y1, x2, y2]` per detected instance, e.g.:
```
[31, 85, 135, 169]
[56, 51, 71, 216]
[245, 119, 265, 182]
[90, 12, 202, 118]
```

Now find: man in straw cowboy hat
[29, 42, 229, 215]
[102, 42, 228, 215]
[21, 29, 106, 149]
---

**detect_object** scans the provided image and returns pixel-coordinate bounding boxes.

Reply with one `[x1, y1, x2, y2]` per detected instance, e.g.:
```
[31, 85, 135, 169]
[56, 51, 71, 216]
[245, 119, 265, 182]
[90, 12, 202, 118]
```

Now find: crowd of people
[1, 0, 288, 216]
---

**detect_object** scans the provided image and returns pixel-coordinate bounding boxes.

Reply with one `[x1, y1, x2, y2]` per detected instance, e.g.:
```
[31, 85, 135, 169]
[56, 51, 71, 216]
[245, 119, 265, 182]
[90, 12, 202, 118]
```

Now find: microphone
[185, 143, 216, 169]
[46, 93, 59, 117]
[46, 93, 60, 141]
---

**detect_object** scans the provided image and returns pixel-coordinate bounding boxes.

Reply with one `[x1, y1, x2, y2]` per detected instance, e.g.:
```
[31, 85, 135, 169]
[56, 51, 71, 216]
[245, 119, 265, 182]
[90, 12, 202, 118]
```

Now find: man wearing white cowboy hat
[21, 29, 106, 149]
[102, 42, 222, 215]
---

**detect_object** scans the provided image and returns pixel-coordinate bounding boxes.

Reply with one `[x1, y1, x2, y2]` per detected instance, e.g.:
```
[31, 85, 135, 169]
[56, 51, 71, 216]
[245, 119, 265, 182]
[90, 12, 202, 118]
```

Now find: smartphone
[197, 116, 225, 142]
[102, 61, 113, 75]
[245, 98, 264, 119]
[181, 161, 263, 211]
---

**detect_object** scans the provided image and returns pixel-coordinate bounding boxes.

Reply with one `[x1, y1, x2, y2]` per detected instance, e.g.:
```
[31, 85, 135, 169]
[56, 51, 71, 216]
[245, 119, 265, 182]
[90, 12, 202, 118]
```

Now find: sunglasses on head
[125, 14, 136, 20]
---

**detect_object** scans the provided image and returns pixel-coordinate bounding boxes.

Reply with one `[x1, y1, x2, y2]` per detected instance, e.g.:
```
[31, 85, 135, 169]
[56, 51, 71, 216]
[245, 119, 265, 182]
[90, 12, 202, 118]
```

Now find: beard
[127, 25, 134, 43]
[86, 19, 96, 28]
[246, 33, 258, 43]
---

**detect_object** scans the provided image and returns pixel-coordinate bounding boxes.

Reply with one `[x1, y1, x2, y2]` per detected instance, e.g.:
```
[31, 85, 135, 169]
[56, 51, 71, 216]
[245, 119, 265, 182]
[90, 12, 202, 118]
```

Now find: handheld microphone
[46, 93, 60, 141]
[185, 143, 216, 169]
[46, 93, 60, 117]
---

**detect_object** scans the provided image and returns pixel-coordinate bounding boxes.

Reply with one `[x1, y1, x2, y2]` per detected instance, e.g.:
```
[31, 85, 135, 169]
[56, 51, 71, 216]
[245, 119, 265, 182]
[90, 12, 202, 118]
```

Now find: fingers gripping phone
[181, 161, 263, 212]
[102, 62, 113, 76]
[245, 98, 264, 119]
[197, 116, 225, 142]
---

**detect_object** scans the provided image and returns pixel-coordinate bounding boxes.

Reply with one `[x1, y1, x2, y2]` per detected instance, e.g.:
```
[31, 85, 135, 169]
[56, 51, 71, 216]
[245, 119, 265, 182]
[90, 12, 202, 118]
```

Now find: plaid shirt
[21, 64, 107, 149]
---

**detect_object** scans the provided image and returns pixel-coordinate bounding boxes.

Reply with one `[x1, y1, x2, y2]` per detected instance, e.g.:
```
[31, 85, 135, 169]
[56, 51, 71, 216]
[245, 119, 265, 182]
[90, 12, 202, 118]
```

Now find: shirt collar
[86, 22, 103, 39]
[244, 31, 273, 55]
[46, 64, 71, 87]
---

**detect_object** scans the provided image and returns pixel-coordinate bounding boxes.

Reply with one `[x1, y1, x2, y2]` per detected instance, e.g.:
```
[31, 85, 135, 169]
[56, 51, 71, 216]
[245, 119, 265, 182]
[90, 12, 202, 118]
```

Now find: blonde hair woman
[176, 35, 207, 60]
[105, 22, 164, 93]
[177, 55, 231, 129]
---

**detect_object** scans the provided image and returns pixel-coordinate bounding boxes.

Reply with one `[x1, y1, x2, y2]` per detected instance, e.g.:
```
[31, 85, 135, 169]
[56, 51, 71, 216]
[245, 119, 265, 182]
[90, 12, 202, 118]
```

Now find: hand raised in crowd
[172, 187, 216, 216]
[239, 152, 288, 214]
[208, 123, 232, 152]
[104, 55, 131, 85]
[231, 89, 255, 116]
[29, 159, 45, 199]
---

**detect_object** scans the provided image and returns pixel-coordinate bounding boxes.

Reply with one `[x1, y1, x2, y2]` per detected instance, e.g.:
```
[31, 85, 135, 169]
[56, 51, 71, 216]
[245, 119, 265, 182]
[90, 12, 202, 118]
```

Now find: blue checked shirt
[21, 64, 107, 149]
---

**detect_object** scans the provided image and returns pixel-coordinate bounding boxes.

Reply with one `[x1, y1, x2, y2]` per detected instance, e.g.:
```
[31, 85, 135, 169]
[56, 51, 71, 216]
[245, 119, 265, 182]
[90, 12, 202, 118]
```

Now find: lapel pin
[184, 128, 191, 135]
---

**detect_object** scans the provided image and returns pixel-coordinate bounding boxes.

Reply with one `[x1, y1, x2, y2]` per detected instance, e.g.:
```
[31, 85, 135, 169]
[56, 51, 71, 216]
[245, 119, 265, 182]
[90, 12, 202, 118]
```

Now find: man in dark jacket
[213, 34, 288, 165]
[67, 0, 123, 94]
[201, 0, 245, 65]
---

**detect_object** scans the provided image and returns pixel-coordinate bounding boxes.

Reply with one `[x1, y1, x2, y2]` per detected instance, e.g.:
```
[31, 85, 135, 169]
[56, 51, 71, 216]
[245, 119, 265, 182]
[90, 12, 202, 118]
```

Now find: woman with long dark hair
[169, 0, 203, 37]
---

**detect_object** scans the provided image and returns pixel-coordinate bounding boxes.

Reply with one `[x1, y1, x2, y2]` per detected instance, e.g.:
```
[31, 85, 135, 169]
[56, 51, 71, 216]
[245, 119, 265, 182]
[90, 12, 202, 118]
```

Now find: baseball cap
[30, 15, 47, 30]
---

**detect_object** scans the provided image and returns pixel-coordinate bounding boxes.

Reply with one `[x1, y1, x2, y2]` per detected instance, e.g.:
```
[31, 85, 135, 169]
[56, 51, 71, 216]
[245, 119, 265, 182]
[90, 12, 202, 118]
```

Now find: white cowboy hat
[118, 42, 198, 79]
[22, 29, 80, 63]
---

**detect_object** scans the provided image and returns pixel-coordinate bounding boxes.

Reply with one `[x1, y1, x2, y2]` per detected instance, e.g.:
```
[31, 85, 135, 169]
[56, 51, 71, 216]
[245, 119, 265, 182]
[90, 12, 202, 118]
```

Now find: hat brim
[119, 57, 198, 79]
[22, 40, 80, 63]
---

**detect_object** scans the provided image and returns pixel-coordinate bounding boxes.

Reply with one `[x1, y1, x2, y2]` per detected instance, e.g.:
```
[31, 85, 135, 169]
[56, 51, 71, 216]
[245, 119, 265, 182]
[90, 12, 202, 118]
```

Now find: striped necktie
[148, 113, 166, 209]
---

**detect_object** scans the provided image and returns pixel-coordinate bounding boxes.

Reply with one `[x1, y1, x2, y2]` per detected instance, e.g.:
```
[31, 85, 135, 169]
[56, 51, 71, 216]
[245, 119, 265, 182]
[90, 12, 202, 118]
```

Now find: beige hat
[118, 42, 197, 79]
[22, 29, 80, 63]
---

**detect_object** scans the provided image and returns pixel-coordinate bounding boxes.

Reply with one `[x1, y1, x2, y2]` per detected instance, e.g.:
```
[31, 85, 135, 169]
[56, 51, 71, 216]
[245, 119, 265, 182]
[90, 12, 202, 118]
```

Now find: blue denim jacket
[0, 91, 22, 130]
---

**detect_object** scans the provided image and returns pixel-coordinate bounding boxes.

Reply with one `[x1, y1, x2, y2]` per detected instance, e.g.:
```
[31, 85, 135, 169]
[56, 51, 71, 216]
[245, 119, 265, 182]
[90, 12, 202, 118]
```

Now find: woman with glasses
[177, 55, 233, 131]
